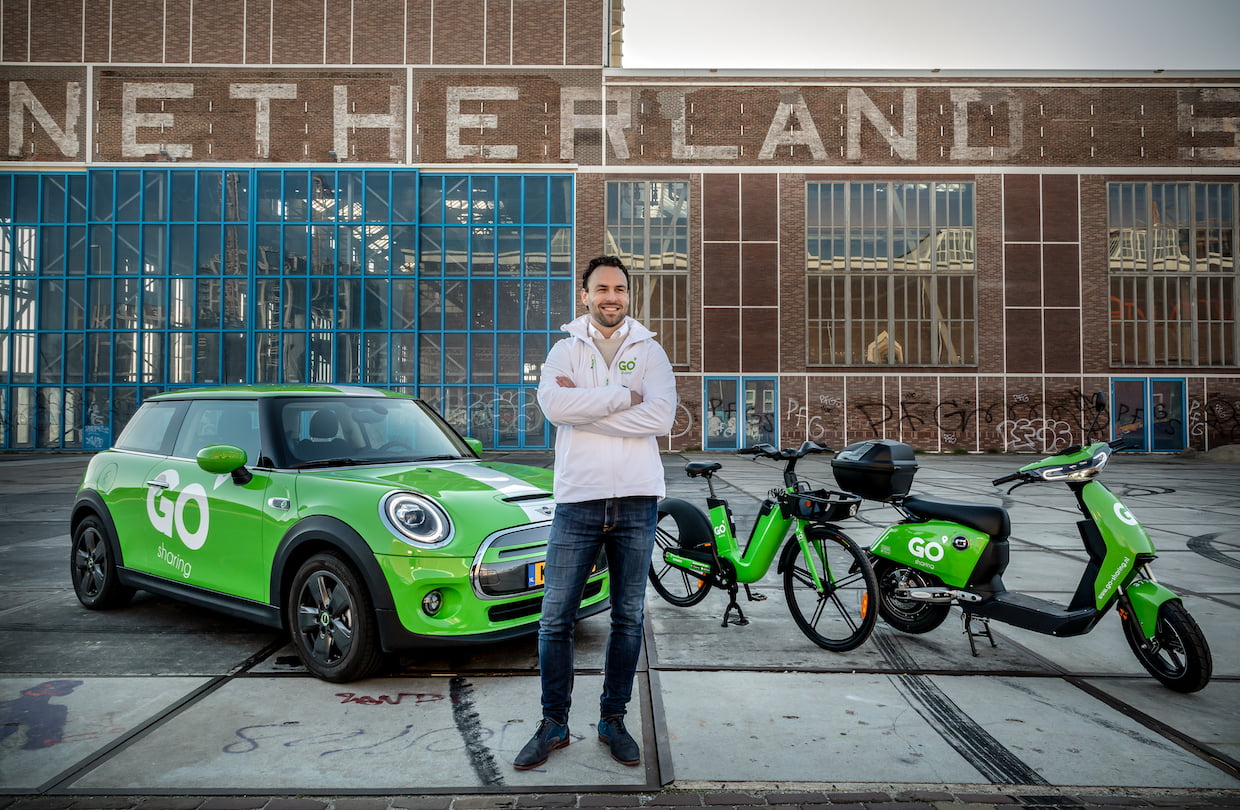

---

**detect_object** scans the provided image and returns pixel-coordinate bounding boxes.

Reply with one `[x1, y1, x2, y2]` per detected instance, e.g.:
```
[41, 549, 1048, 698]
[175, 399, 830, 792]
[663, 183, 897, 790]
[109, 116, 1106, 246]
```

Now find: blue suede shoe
[513, 718, 569, 770]
[597, 715, 640, 766]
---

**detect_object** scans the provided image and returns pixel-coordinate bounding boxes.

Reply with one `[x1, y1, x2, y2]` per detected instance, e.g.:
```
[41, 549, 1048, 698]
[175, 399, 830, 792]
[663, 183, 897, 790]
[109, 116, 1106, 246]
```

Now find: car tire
[287, 552, 385, 683]
[70, 514, 136, 609]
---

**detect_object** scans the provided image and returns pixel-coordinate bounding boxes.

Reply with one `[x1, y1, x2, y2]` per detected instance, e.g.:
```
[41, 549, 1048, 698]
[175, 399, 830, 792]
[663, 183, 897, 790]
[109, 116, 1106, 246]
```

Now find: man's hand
[556, 376, 576, 388]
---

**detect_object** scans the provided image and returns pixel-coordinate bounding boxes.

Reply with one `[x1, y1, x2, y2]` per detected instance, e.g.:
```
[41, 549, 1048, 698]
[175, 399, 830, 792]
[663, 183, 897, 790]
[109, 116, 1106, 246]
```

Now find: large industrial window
[0, 169, 573, 450]
[806, 182, 976, 366]
[605, 181, 689, 365]
[1108, 183, 1237, 367]
[416, 174, 574, 448]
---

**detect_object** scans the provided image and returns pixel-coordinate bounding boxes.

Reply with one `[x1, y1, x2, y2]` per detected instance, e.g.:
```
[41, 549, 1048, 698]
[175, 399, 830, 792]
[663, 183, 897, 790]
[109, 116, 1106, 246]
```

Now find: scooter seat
[902, 495, 1010, 539]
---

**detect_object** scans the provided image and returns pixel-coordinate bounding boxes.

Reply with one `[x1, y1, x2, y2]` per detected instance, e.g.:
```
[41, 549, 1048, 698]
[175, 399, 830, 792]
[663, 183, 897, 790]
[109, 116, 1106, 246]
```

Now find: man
[514, 255, 677, 770]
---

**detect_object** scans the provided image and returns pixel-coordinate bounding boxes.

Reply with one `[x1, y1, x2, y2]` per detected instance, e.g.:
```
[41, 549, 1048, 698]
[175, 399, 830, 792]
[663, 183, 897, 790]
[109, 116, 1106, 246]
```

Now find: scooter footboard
[1125, 579, 1179, 639]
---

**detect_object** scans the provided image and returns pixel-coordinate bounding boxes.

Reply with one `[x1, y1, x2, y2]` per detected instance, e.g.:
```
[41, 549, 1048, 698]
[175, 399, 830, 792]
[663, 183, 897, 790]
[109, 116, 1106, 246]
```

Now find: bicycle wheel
[648, 499, 713, 607]
[1121, 598, 1212, 693]
[781, 524, 879, 651]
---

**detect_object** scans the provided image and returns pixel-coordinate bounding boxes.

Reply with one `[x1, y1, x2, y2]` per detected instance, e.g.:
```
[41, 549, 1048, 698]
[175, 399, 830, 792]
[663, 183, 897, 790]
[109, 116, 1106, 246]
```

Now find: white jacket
[537, 314, 677, 503]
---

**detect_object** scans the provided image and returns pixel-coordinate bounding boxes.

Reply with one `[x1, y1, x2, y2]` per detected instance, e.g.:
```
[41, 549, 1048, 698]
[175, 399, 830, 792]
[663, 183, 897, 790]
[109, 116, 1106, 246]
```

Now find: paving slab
[67, 676, 651, 793]
[657, 671, 986, 784]
[931, 675, 1240, 789]
[0, 676, 210, 791]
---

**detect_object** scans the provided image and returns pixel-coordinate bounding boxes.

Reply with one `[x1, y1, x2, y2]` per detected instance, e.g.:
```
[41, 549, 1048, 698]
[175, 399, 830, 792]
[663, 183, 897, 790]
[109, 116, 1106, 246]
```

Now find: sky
[620, 0, 1240, 72]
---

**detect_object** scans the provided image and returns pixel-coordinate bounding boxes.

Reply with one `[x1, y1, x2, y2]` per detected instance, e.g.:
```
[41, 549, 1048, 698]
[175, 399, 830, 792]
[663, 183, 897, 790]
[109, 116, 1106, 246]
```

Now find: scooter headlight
[1039, 448, 1110, 481]
[382, 492, 453, 548]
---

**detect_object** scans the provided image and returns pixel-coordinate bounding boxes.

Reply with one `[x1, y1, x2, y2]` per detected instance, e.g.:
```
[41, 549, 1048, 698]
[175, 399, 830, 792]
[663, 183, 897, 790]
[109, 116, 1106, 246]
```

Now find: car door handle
[146, 478, 171, 489]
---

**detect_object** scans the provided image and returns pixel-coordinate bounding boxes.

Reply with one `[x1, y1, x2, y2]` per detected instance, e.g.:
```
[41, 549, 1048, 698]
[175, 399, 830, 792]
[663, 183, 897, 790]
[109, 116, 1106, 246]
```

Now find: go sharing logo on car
[146, 469, 225, 579]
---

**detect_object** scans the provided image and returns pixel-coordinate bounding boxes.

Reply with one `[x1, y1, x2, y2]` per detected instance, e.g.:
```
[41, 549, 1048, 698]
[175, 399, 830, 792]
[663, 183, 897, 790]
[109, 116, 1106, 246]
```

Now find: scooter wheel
[1122, 599, 1212, 693]
[873, 560, 952, 634]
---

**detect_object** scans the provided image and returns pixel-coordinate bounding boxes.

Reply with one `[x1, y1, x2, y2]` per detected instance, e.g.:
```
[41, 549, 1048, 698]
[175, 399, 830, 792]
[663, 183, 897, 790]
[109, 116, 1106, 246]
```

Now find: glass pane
[367, 171, 391, 220]
[169, 225, 195, 274]
[392, 172, 417, 221]
[197, 172, 223, 220]
[224, 171, 249, 221]
[41, 227, 65, 276]
[419, 175, 443, 224]
[144, 224, 167, 274]
[705, 379, 738, 451]
[170, 172, 196, 220]
[116, 224, 139, 274]
[1151, 380, 1185, 451]
[42, 175, 66, 220]
[89, 172, 113, 221]
[284, 171, 309, 221]
[116, 171, 141, 221]
[1112, 380, 1146, 448]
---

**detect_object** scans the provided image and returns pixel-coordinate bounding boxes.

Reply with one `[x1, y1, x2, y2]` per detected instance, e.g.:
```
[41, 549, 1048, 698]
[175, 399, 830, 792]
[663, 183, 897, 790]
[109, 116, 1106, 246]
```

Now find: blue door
[704, 378, 777, 450]
[1112, 378, 1187, 452]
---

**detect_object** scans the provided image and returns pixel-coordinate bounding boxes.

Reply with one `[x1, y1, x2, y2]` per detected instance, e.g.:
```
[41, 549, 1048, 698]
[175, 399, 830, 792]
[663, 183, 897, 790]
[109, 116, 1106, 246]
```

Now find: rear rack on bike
[785, 489, 862, 522]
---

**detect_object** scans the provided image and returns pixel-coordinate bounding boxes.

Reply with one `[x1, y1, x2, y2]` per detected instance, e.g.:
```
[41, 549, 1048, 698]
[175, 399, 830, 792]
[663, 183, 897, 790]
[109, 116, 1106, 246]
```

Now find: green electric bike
[841, 420, 1213, 692]
[648, 441, 879, 652]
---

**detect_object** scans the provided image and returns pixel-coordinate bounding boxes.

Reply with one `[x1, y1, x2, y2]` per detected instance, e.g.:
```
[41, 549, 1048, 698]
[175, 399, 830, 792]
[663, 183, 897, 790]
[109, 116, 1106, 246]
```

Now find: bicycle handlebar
[992, 472, 1023, 486]
[737, 441, 832, 460]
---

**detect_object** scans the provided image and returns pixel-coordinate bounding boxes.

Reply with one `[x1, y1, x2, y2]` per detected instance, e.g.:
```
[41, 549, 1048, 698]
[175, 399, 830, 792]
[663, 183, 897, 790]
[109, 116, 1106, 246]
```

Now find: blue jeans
[537, 496, 658, 725]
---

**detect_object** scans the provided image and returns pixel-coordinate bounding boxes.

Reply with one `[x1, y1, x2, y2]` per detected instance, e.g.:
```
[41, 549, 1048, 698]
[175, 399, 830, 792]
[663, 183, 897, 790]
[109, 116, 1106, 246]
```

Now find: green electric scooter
[842, 395, 1212, 692]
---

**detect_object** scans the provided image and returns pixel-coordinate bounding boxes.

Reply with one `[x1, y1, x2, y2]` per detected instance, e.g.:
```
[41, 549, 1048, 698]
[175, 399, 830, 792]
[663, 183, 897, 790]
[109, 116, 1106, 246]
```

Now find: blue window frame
[0, 168, 574, 451]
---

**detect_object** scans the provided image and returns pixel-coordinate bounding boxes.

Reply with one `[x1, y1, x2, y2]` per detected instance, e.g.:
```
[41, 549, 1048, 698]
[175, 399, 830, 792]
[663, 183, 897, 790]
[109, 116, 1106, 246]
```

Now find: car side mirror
[197, 444, 253, 485]
[464, 437, 484, 456]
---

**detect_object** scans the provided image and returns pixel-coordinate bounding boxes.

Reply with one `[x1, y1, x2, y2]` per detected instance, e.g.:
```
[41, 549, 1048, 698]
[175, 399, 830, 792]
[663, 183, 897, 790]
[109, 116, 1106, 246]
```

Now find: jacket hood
[560, 314, 656, 343]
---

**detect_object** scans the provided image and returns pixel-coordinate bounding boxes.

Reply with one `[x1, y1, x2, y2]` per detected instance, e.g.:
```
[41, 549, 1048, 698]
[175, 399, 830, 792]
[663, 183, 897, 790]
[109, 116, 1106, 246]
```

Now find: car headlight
[381, 492, 453, 548]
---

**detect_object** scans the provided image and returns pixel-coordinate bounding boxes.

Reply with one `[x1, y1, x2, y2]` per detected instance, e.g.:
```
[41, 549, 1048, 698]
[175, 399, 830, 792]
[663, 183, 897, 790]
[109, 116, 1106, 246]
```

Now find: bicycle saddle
[902, 495, 1010, 539]
[685, 461, 722, 478]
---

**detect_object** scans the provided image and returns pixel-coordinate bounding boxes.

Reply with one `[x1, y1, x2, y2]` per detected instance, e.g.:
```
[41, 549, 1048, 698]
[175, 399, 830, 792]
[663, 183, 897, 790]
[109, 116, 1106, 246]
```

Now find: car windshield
[275, 396, 471, 468]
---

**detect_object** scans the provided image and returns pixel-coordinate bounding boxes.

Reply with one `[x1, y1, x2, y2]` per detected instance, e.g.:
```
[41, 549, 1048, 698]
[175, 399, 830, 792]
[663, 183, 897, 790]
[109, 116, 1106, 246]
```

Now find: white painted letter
[446, 86, 518, 159]
[560, 86, 631, 159]
[230, 83, 297, 158]
[847, 88, 917, 161]
[950, 88, 1023, 161]
[333, 85, 403, 160]
[122, 82, 193, 159]
[758, 90, 827, 161]
[8, 81, 80, 157]
[659, 89, 738, 160]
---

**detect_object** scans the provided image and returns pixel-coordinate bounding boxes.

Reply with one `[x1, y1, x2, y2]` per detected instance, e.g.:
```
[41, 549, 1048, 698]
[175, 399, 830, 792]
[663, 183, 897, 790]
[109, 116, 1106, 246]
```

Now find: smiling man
[514, 255, 677, 771]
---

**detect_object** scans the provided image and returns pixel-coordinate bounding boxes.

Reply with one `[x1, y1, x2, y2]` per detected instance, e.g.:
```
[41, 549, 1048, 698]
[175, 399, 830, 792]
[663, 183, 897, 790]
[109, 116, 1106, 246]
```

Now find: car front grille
[487, 577, 605, 623]
[471, 524, 607, 600]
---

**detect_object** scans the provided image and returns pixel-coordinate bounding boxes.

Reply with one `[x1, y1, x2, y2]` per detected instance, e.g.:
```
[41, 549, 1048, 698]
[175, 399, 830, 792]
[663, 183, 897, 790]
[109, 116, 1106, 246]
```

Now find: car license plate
[527, 561, 545, 587]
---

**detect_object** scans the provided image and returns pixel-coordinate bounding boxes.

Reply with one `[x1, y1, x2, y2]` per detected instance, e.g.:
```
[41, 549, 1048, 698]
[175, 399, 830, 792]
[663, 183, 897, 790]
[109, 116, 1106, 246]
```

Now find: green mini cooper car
[70, 385, 609, 682]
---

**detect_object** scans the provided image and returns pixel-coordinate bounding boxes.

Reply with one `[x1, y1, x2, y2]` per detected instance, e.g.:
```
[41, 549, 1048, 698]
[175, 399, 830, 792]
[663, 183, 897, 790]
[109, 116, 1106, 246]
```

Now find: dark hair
[582, 255, 629, 290]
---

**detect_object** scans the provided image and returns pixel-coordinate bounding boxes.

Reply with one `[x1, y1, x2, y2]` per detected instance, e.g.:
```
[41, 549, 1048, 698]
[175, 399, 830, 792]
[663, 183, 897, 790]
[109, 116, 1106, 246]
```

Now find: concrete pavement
[1, 447, 1238, 809]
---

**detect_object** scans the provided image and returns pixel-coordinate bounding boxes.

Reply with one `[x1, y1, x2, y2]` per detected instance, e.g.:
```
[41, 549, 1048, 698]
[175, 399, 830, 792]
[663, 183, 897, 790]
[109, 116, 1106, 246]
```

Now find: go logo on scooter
[908, 535, 946, 564]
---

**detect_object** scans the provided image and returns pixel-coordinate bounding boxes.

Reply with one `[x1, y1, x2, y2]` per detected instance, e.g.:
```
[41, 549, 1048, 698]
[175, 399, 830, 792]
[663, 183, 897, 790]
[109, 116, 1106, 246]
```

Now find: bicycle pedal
[745, 588, 767, 602]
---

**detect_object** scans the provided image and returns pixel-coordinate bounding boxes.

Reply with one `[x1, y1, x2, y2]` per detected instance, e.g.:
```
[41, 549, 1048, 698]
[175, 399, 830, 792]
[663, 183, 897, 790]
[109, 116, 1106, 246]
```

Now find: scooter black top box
[831, 439, 918, 501]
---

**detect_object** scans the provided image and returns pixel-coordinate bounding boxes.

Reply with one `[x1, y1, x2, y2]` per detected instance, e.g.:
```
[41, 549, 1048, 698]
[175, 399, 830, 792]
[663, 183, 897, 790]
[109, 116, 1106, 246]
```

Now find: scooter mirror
[1093, 391, 1107, 412]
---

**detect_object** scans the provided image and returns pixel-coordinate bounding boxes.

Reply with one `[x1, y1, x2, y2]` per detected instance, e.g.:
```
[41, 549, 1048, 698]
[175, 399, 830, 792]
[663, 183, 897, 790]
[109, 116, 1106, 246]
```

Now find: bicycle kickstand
[722, 585, 749, 627]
